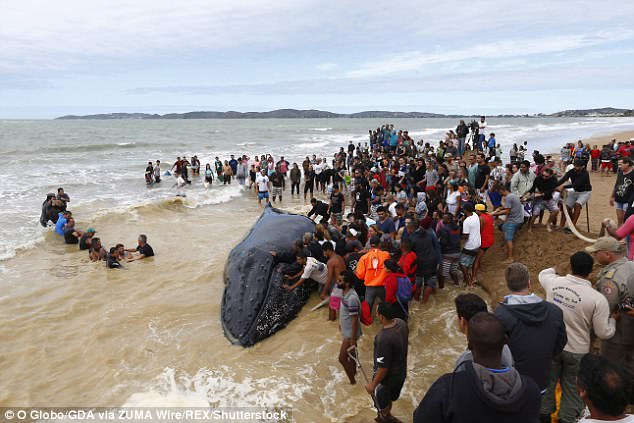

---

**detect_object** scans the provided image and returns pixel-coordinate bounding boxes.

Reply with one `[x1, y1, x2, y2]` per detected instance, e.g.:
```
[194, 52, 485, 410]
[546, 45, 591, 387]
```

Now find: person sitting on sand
[126, 234, 154, 261]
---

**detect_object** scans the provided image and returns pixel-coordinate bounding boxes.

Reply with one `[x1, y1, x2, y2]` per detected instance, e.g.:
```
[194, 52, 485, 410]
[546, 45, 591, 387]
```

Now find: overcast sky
[1, 0, 633, 118]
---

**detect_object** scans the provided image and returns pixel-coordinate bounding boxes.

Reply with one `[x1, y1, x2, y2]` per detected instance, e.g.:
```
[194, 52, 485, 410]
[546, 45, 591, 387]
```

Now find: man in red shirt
[473, 204, 494, 284]
[397, 238, 417, 283]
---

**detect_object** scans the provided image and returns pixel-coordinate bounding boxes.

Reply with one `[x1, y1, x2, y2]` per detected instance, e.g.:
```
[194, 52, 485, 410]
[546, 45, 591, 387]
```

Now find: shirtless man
[322, 242, 347, 321]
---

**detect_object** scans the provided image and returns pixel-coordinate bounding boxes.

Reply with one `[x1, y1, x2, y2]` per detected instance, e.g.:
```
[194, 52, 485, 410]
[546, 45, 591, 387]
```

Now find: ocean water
[1, 117, 634, 419]
[2, 117, 634, 262]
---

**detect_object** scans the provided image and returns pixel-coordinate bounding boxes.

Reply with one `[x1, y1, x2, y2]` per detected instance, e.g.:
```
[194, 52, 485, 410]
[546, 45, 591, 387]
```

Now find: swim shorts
[374, 381, 405, 411]
[258, 191, 269, 200]
[503, 222, 522, 241]
[565, 190, 591, 208]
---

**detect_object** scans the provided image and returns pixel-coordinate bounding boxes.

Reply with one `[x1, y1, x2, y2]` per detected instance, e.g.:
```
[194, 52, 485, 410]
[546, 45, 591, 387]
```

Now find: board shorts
[601, 160, 612, 169]
[271, 186, 283, 198]
[415, 274, 438, 289]
[330, 286, 343, 311]
[616, 201, 628, 211]
[565, 190, 591, 208]
[374, 379, 405, 411]
[440, 253, 460, 277]
[532, 198, 558, 215]
[333, 212, 343, 225]
[258, 191, 269, 200]
[459, 248, 479, 268]
[503, 222, 522, 241]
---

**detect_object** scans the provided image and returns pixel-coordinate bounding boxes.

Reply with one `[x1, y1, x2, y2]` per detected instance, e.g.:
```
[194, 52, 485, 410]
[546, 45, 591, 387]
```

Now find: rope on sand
[561, 191, 597, 243]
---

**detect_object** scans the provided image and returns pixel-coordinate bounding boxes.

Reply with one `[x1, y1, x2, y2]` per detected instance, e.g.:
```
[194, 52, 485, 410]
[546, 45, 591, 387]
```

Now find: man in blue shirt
[55, 211, 71, 236]
[487, 133, 497, 158]
[376, 206, 396, 237]
[229, 155, 238, 175]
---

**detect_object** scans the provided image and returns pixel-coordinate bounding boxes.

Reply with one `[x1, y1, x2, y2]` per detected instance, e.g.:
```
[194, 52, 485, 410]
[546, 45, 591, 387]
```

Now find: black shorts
[374, 381, 404, 410]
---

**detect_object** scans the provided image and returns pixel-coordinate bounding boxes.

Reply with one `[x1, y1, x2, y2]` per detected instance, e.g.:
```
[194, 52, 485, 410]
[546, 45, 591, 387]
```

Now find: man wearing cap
[586, 237, 634, 378]
[445, 153, 459, 175]
[557, 158, 592, 228]
[79, 228, 96, 251]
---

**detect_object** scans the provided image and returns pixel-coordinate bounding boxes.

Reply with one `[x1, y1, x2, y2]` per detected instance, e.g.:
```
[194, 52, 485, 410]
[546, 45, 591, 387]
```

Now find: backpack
[396, 275, 413, 303]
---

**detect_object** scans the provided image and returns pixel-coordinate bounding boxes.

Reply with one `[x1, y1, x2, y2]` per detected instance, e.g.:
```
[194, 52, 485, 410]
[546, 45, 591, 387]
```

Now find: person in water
[107, 247, 123, 269]
[153, 160, 161, 183]
[126, 234, 154, 261]
[204, 163, 214, 185]
[57, 187, 70, 210]
[63, 217, 83, 245]
[79, 228, 96, 250]
[89, 237, 107, 261]
[145, 161, 154, 185]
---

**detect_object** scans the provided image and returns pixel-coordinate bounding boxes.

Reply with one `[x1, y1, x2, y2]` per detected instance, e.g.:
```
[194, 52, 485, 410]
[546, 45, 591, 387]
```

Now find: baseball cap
[475, 204, 486, 211]
[488, 156, 499, 163]
[86, 228, 96, 233]
[585, 237, 624, 254]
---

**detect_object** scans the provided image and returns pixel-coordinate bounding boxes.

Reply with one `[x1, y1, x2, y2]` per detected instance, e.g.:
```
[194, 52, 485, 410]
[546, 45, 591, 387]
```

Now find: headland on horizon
[55, 107, 634, 120]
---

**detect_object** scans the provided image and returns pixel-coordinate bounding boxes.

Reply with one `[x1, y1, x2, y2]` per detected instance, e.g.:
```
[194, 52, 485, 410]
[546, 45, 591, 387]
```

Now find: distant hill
[56, 108, 634, 120]
[547, 107, 633, 117]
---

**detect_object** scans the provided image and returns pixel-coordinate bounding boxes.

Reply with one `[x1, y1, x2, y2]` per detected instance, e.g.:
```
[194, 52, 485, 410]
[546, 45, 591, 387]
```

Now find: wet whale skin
[221, 206, 316, 347]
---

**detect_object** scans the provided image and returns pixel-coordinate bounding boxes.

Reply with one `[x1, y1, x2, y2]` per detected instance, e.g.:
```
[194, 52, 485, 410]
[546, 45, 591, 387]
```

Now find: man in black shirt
[367, 303, 408, 423]
[307, 198, 330, 223]
[127, 234, 154, 261]
[610, 157, 634, 226]
[557, 159, 593, 227]
[414, 312, 540, 423]
[353, 184, 370, 216]
[474, 153, 491, 202]
[329, 185, 345, 225]
[63, 218, 83, 244]
[525, 167, 560, 232]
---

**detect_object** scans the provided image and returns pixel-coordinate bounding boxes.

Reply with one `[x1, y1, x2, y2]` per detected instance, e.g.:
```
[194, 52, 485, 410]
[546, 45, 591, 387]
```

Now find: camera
[617, 296, 634, 312]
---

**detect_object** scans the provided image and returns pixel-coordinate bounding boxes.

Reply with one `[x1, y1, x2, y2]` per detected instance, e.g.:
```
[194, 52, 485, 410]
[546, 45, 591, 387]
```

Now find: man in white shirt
[478, 116, 487, 151]
[282, 252, 329, 293]
[539, 252, 617, 423]
[459, 203, 481, 288]
[255, 169, 270, 206]
[577, 354, 633, 423]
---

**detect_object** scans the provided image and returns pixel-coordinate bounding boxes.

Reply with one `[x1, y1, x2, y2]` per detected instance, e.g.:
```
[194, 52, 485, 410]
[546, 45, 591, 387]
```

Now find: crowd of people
[247, 121, 634, 422]
[40, 188, 154, 269]
[121, 120, 634, 421]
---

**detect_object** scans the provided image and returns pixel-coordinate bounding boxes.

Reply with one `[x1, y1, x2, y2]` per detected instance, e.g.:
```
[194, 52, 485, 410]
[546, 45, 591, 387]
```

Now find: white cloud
[315, 63, 338, 71]
[345, 29, 634, 78]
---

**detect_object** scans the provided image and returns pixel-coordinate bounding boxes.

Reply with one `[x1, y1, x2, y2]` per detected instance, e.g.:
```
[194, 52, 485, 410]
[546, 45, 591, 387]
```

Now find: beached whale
[221, 205, 315, 347]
